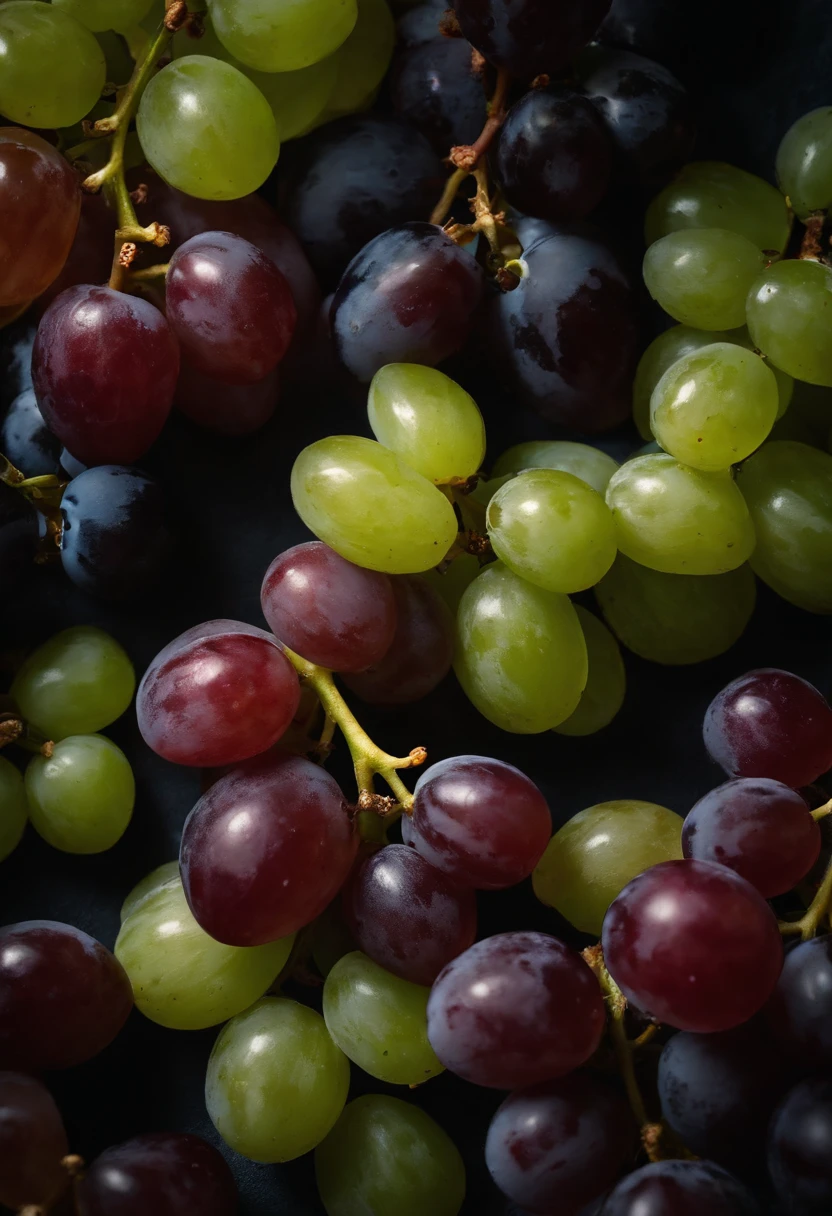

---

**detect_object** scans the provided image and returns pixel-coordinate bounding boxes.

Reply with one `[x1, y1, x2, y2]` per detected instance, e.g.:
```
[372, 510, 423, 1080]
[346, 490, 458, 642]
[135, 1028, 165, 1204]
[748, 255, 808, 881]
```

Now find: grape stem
[128, 262, 170, 283]
[811, 797, 832, 821]
[0, 451, 66, 540]
[429, 67, 511, 229]
[0, 713, 54, 757]
[779, 849, 832, 940]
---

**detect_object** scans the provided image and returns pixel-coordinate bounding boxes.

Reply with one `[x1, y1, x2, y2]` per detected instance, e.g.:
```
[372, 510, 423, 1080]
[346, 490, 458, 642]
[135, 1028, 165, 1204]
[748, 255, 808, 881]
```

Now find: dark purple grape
[1, 388, 60, 477]
[768, 1078, 832, 1216]
[0, 481, 36, 577]
[390, 37, 486, 156]
[454, 0, 612, 77]
[0, 1072, 68, 1209]
[175, 360, 280, 435]
[599, 1160, 759, 1216]
[76, 1132, 237, 1216]
[397, 0, 448, 46]
[0, 920, 133, 1071]
[766, 935, 832, 1069]
[342, 844, 477, 986]
[0, 320, 35, 412]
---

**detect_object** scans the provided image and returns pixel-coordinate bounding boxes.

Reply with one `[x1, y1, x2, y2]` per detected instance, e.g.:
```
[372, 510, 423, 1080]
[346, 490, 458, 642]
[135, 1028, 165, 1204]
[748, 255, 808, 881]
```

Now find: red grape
[602, 859, 783, 1032]
[390, 36, 486, 156]
[76, 1133, 237, 1216]
[36, 192, 114, 313]
[453, 0, 612, 77]
[766, 935, 832, 1068]
[0, 1072, 68, 1210]
[174, 361, 280, 435]
[426, 931, 605, 1089]
[600, 1160, 759, 1216]
[768, 1078, 832, 1216]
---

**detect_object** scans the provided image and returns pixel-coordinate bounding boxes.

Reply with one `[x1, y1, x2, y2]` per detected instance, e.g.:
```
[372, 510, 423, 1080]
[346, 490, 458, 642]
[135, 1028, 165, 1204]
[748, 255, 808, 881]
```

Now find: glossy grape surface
[423, 552, 480, 616]
[643, 228, 764, 330]
[390, 34, 485, 156]
[76, 1133, 237, 1216]
[175, 362, 280, 435]
[555, 606, 626, 737]
[0, 3, 106, 128]
[36, 190, 115, 315]
[0, 758, 27, 864]
[767, 935, 832, 1068]
[646, 160, 791, 251]
[0, 1072, 68, 1210]
[600, 1160, 760, 1216]
[454, 0, 612, 76]
[776, 107, 832, 219]
[211, 0, 357, 71]
[768, 1078, 832, 1216]
[492, 440, 619, 496]
[25, 735, 134, 855]
[119, 860, 180, 923]
[2, 390, 60, 478]
[746, 258, 832, 386]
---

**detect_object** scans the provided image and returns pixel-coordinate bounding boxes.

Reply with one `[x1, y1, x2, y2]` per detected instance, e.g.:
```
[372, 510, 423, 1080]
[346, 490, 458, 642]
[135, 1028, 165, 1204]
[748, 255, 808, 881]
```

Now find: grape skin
[643, 227, 764, 330]
[1, 389, 61, 478]
[776, 106, 832, 219]
[454, 0, 612, 77]
[555, 606, 626, 737]
[492, 440, 619, 496]
[25, 735, 135, 855]
[390, 34, 485, 156]
[766, 935, 832, 1069]
[76, 1133, 238, 1216]
[768, 1078, 832, 1216]
[646, 160, 791, 252]
[175, 362, 280, 435]
[0, 2, 106, 129]
[0, 757, 27, 864]
[210, 0, 358, 73]
[599, 1159, 760, 1216]
[0, 1072, 69, 1210]
[325, 0, 396, 119]
[746, 258, 832, 386]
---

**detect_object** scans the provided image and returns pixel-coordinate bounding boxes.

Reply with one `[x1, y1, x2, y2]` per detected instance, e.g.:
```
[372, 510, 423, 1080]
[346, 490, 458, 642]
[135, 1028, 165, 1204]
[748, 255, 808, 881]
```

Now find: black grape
[768, 1078, 832, 1216]
[0, 322, 35, 413]
[397, 0, 448, 47]
[391, 37, 486, 156]
[1, 389, 61, 478]
[454, 0, 612, 77]
[767, 935, 832, 1069]
[600, 1159, 760, 1215]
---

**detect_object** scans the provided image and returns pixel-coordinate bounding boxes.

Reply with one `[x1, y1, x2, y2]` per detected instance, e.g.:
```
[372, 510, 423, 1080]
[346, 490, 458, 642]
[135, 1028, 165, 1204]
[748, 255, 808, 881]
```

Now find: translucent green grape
[650, 342, 778, 471]
[533, 800, 684, 936]
[120, 860, 180, 922]
[206, 997, 349, 1162]
[605, 453, 755, 575]
[53, 0, 153, 32]
[486, 470, 617, 594]
[424, 553, 481, 616]
[25, 735, 134, 854]
[137, 56, 280, 201]
[11, 626, 135, 741]
[315, 1095, 466, 1216]
[0, 756, 27, 864]
[323, 952, 442, 1086]
[642, 228, 765, 331]
[367, 365, 485, 484]
[776, 107, 832, 220]
[291, 435, 458, 574]
[645, 161, 791, 253]
[325, 0, 395, 117]
[210, 0, 358, 72]
[116, 876, 293, 1030]
[554, 606, 625, 737]
[594, 554, 756, 665]
[728, 326, 793, 420]
[455, 563, 588, 733]
[492, 440, 619, 496]
[746, 259, 832, 387]
[0, 2, 106, 128]
[736, 440, 832, 613]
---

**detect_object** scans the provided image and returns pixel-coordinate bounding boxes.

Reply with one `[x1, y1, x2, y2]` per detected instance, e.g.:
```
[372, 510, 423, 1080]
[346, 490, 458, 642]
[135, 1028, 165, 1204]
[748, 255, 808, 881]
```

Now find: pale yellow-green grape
[210, 0, 358, 72]
[650, 342, 779, 471]
[554, 607, 626, 737]
[632, 325, 723, 439]
[137, 56, 280, 201]
[325, 0, 395, 117]
[25, 735, 134, 854]
[491, 440, 619, 496]
[594, 554, 756, 665]
[486, 470, 617, 594]
[727, 325, 794, 420]
[323, 952, 443, 1085]
[776, 107, 832, 219]
[0, 2, 106, 128]
[315, 1095, 466, 1216]
[605, 453, 755, 575]
[746, 258, 832, 387]
[736, 440, 832, 613]
[642, 228, 765, 331]
[120, 860, 180, 922]
[466, 474, 513, 511]
[645, 161, 791, 253]
[0, 756, 27, 863]
[533, 800, 684, 936]
[53, 0, 152, 32]
[454, 563, 588, 733]
[206, 997, 350, 1162]
[116, 877, 293, 1030]
[367, 364, 485, 484]
[424, 552, 481, 616]
[291, 435, 458, 573]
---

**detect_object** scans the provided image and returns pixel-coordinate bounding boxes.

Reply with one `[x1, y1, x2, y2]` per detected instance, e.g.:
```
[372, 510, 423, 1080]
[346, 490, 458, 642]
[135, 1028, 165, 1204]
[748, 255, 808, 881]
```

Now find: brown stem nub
[438, 8, 462, 37]
[799, 213, 825, 261]
[449, 68, 511, 170]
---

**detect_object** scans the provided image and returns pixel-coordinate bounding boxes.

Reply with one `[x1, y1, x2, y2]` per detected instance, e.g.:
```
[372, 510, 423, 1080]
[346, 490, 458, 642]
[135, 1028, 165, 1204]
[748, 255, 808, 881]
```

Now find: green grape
[0, 756, 27, 864]
[325, 0, 395, 117]
[206, 997, 349, 1162]
[323, 952, 442, 1086]
[736, 440, 832, 613]
[291, 435, 458, 574]
[120, 860, 180, 922]
[25, 735, 134, 854]
[650, 342, 778, 471]
[491, 440, 619, 496]
[486, 470, 617, 594]
[776, 107, 832, 220]
[605, 453, 755, 575]
[11, 626, 135, 741]
[642, 228, 764, 331]
[310, 904, 357, 978]
[465, 473, 513, 511]
[116, 876, 293, 1030]
[367, 364, 485, 484]
[210, 0, 358, 72]
[315, 1095, 466, 1216]
[645, 161, 791, 253]
[533, 800, 684, 936]
[137, 56, 280, 201]
[554, 606, 625, 737]
[746, 258, 832, 387]
[594, 554, 756, 665]
[455, 563, 588, 733]
[96, 30, 136, 84]
[728, 325, 793, 420]
[423, 552, 481, 616]
[53, 0, 153, 32]
[0, 2, 106, 128]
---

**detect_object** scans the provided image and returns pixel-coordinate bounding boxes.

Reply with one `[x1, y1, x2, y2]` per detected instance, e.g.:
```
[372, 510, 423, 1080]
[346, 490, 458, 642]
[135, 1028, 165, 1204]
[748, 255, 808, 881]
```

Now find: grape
[210, 0, 358, 72]
[767, 935, 832, 1069]
[1, 390, 61, 478]
[0, 920, 132, 1071]
[0, 320, 35, 408]
[0, 1073, 69, 1210]
[746, 258, 832, 386]
[604, 453, 755, 575]
[600, 1160, 760, 1216]
[397, 0, 446, 47]
[120, 860, 180, 923]
[175, 362, 280, 435]
[768, 1078, 832, 1216]
[180, 753, 358, 945]
[332, 223, 484, 381]
[137, 57, 280, 201]
[326, 0, 395, 117]
[291, 435, 458, 574]
[33, 285, 179, 466]
[650, 342, 778, 470]
[643, 228, 764, 330]
[261, 541, 396, 672]
[390, 34, 485, 156]
[646, 160, 791, 252]
[76, 1133, 237, 1216]
[0, 3, 106, 128]
[454, 0, 612, 76]
[53, 0, 152, 31]
[487, 469, 618, 594]
[455, 563, 588, 733]
[423, 551, 480, 615]
[776, 107, 832, 219]
[492, 441, 619, 497]
[0, 758, 27, 865]
[367, 364, 485, 485]
[485, 1073, 633, 1215]
[137, 620, 300, 767]
[205, 997, 349, 1162]
[703, 668, 832, 789]
[683, 778, 820, 898]
[427, 932, 605, 1089]
[115, 875, 293, 1030]
[25, 735, 134, 855]
[602, 859, 782, 1032]
[555, 606, 626, 738]
[11, 626, 135, 741]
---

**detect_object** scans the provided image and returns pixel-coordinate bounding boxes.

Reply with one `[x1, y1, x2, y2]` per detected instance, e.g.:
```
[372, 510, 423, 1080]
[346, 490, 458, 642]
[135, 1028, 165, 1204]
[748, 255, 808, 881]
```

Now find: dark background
[3, 0, 832, 1210]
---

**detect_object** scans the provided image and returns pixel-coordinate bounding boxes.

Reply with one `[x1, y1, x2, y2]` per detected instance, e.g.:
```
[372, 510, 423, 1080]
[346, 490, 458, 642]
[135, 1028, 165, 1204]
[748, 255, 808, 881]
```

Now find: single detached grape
[25, 735, 134, 855]
[0, 2, 106, 128]
[646, 160, 792, 251]
[776, 106, 832, 219]
[746, 258, 832, 386]
[768, 1078, 832, 1216]
[391, 33, 485, 157]
[492, 440, 620, 497]
[555, 606, 626, 737]
[600, 1159, 760, 1216]
[2, 390, 61, 479]
[211, 0, 358, 72]
[767, 935, 832, 1068]
[175, 361, 280, 436]
[643, 228, 764, 330]
[0, 757, 27, 864]
[76, 1132, 237, 1216]
[0, 1072, 69, 1210]
[454, 0, 612, 76]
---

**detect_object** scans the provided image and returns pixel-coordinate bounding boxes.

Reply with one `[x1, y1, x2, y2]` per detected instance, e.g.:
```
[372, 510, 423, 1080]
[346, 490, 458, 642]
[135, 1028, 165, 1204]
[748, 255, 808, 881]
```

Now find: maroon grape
[390, 36, 486, 156]
[174, 360, 280, 435]
[76, 1133, 237, 1216]
[453, 0, 612, 77]
[426, 931, 605, 1089]
[180, 753, 358, 946]
[768, 1078, 832, 1216]
[0, 1072, 69, 1210]
[411, 755, 551, 889]
[32, 285, 179, 466]
[600, 1160, 759, 1216]
[137, 620, 300, 767]
[260, 541, 397, 673]
[1, 388, 61, 478]
[0, 921, 132, 1072]
[342, 844, 477, 986]
[602, 859, 783, 1032]
[766, 935, 832, 1068]
[36, 191, 114, 314]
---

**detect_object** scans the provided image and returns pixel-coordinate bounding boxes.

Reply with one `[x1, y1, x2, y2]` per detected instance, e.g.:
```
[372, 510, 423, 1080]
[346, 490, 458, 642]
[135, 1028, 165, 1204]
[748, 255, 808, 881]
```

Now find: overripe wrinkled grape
[0, 3, 106, 128]
[325, 0, 395, 117]
[1, 390, 60, 478]
[390, 34, 485, 156]
[211, 0, 358, 71]
[768, 1078, 832, 1216]
[175, 362, 280, 435]
[76, 1133, 237, 1216]
[646, 160, 791, 251]
[643, 228, 764, 330]
[555, 606, 626, 737]
[600, 1160, 760, 1216]
[0, 1072, 68, 1210]
[746, 258, 832, 386]
[767, 935, 832, 1068]
[0, 758, 27, 864]
[776, 107, 832, 219]
[25, 735, 134, 855]
[492, 440, 619, 496]
[454, 0, 612, 76]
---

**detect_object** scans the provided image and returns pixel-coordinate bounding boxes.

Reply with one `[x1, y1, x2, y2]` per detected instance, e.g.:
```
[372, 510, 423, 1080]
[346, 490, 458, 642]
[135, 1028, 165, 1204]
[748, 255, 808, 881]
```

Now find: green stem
[812, 797, 832, 821]
[128, 262, 170, 283]
[780, 852, 832, 940]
